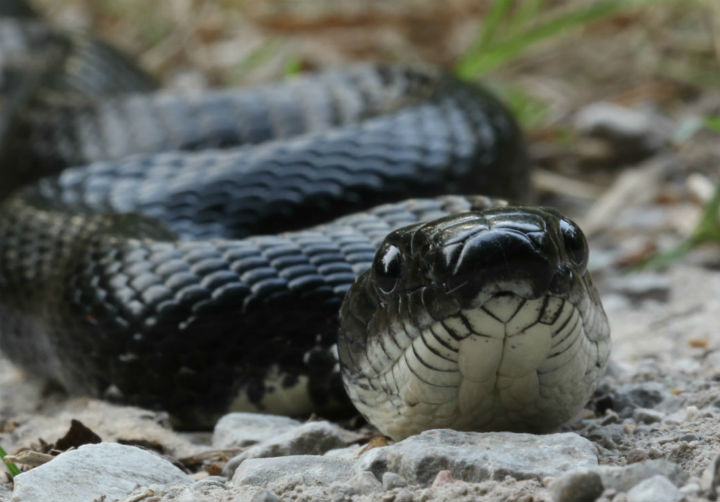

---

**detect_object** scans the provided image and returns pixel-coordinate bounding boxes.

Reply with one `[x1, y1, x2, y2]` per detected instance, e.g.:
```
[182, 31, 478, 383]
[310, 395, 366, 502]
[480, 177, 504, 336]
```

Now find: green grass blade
[637, 183, 720, 269]
[510, 0, 546, 33]
[456, 0, 664, 79]
[705, 115, 720, 133]
[0, 445, 20, 477]
[470, 0, 515, 53]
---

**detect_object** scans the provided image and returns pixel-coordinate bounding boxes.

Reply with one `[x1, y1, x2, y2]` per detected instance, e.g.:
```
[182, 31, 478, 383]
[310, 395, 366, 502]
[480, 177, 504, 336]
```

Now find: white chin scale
[348, 292, 607, 440]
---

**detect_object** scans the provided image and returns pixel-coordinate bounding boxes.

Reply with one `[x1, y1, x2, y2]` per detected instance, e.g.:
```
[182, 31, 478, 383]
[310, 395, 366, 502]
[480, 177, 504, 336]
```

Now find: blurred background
[28, 0, 720, 268]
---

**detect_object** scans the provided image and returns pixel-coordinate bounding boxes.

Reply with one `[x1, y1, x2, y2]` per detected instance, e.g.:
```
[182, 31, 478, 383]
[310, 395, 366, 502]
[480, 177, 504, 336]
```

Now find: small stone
[350, 470, 382, 494]
[232, 456, 355, 488]
[599, 459, 688, 492]
[10, 443, 190, 502]
[606, 274, 671, 303]
[431, 470, 454, 487]
[574, 101, 670, 160]
[249, 489, 280, 502]
[626, 475, 683, 502]
[358, 430, 598, 485]
[548, 469, 603, 502]
[223, 421, 347, 476]
[394, 488, 414, 502]
[610, 382, 668, 416]
[382, 472, 408, 490]
[632, 408, 664, 424]
[625, 449, 650, 464]
[700, 454, 720, 497]
[212, 413, 301, 448]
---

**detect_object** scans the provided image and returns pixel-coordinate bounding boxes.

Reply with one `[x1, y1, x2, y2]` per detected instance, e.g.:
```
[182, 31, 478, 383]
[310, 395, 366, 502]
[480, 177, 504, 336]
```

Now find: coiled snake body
[0, 1, 610, 438]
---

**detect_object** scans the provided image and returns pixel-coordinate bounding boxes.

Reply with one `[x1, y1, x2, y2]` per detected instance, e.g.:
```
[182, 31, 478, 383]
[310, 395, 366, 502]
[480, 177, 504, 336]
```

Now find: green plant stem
[0, 445, 20, 477]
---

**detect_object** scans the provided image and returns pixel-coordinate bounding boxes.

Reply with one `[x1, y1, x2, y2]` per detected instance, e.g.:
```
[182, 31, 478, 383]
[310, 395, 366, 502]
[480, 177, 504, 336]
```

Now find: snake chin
[345, 291, 608, 440]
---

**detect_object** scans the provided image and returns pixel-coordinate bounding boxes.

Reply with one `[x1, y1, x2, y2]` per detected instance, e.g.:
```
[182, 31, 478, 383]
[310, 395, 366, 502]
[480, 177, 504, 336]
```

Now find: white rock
[232, 455, 355, 488]
[11, 443, 190, 502]
[212, 412, 301, 448]
[548, 469, 603, 502]
[349, 470, 382, 494]
[358, 429, 598, 485]
[626, 475, 683, 502]
[382, 472, 408, 490]
[599, 459, 687, 492]
[222, 421, 347, 476]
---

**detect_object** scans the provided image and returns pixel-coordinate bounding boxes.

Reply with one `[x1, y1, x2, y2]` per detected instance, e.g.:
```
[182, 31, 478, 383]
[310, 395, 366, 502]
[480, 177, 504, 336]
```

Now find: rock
[700, 454, 720, 498]
[599, 459, 688, 492]
[548, 469, 603, 502]
[212, 413, 301, 448]
[358, 429, 598, 486]
[394, 488, 415, 502]
[574, 101, 670, 160]
[232, 456, 355, 489]
[324, 444, 364, 461]
[382, 472, 408, 490]
[349, 470, 382, 494]
[609, 382, 668, 416]
[0, 486, 10, 502]
[222, 421, 347, 476]
[606, 274, 671, 303]
[632, 408, 664, 424]
[626, 475, 683, 502]
[10, 443, 190, 502]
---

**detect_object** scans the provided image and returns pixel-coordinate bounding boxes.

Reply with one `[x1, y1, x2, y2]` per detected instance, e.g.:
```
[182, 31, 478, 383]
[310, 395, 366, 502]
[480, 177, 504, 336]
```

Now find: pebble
[10, 442, 190, 502]
[212, 412, 301, 448]
[632, 408, 664, 424]
[547, 469, 603, 502]
[609, 382, 669, 416]
[382, 472, 408, 490]
[222, 421, 347, 476]
[394, 488, 415, 502]
[357, 429, 598, 485]
[606, 273, 671, 303]
[700, 453, 720, 498]
[232, 455, 355, 489]
[349, 470, 383, 494]
[574, 101, 670, 160]
[626, 474, 683, 502]
[599, 459, 688, 492]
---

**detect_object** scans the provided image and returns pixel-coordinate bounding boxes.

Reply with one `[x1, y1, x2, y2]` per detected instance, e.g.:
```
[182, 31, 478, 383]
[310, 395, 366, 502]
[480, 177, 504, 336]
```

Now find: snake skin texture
[0, 2, 551, 427]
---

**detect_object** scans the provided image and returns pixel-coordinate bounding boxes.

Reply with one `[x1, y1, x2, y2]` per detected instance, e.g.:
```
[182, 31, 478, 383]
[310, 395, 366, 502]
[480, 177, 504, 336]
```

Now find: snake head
[339, 206, 609, 440]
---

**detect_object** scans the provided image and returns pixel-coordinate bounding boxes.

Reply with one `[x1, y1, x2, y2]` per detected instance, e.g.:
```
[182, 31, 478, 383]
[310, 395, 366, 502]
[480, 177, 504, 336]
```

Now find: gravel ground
[3, 1, 720, 501]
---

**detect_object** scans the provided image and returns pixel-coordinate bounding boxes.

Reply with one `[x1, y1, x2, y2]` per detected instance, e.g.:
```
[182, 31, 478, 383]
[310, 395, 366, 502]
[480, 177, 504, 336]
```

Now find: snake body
[0, 2, 609, 437]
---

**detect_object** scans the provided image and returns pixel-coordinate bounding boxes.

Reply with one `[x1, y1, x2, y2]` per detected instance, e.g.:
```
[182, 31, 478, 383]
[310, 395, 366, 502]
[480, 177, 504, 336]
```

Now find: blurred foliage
[639, 183, 720, 269]
[0, 444, 19, 477]
[456, 0, 683, 79]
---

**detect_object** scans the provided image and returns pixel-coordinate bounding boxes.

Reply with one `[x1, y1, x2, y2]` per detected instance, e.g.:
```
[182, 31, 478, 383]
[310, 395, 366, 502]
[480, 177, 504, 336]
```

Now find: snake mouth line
[344, 287, 602, 438]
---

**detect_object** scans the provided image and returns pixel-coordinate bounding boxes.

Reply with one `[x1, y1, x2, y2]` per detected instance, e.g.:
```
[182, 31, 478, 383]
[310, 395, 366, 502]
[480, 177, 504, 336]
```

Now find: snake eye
[559, 218, 588, 271]
[373, 243, 403, 294]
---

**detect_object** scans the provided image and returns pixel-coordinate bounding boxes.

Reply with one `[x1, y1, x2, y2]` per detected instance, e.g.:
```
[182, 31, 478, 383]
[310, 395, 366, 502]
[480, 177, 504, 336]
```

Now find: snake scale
[0, 0, 609, 438]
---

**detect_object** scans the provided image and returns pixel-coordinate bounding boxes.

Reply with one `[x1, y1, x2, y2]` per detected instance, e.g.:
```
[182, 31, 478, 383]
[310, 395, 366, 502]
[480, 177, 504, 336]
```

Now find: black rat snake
[0, 0, 610, 438]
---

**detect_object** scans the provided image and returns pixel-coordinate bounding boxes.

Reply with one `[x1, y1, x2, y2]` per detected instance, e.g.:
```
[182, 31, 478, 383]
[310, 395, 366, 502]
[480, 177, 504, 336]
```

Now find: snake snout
[412, 208, 588, 305]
